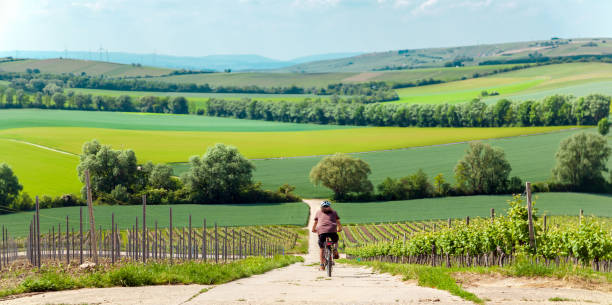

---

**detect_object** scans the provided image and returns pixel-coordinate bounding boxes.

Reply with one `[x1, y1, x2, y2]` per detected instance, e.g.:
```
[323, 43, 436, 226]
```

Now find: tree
[148, 163, 181, 190]
[455, 142, 512, 194]
[433, 173, 451, 196]
[310, 153, 373, 199]
[169, 96, 189, 114]
[598, 118, 610, 136]
[116, 95, 134, 112]
[0, 163, 23, 208]
[76, 140, 139, 198]
[52, 92, 67, 109]
[552, 132, 611, 190]
[182, 144, 254, 203]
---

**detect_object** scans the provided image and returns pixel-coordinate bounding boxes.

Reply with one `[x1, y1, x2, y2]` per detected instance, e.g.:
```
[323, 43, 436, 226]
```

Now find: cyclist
[311, 200, 342, 271]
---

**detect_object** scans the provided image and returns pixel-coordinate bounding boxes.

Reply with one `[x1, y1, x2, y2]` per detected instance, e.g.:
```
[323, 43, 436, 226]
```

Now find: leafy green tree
[149, 163, 181, 191]
[169, 96, 189, 114]
[76, 140, 139, 199]
[116, 95, 134, 112]
[455, 142, 512, 194]
[310, 153, 373, 199]
[552, 132, 611, 190]
[182, 144, 254, 203]
[598, 118, 610, 136]
[0, 163, 23, 209]
[52, 92, 66, 109]
[433, 173, 451, 196]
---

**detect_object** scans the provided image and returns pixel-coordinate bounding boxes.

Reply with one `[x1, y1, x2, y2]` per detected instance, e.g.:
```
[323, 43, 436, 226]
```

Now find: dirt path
[183, 199, 469, 305]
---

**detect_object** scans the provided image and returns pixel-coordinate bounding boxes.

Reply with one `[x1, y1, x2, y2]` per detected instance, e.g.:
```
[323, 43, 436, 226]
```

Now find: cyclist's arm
[312, 220, 318, 233]
[337, 219, 342, 232]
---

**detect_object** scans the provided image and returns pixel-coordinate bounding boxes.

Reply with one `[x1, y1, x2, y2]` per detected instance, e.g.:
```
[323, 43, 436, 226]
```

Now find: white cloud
[71, 0, 123, 12]
[292, 0, 342, 8]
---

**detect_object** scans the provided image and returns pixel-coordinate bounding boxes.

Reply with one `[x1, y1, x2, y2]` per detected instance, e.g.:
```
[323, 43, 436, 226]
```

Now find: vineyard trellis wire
[341, 184, 612, 273]
[0, 198, 298, 269]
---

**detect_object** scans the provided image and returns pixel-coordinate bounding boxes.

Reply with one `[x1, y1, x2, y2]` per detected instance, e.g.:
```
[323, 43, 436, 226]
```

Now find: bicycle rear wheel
[326, 246, 333, 277]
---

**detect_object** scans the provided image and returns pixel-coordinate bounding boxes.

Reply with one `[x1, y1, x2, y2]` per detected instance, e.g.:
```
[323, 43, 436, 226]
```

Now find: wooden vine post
[526, 181, 535, 250]
[85, 170, 99, 264]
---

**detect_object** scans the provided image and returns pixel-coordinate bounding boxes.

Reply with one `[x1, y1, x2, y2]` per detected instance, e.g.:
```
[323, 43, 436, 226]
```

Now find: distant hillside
[278, 37, 612, 73]
[0, 58, 172, 77]
[0, 51, 362, 72]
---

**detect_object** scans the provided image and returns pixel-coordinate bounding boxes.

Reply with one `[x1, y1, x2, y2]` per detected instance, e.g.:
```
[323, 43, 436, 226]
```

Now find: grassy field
[279, 37, 612, 73]
[0, 109, 349, 132]
[153, 65, 520, 87]
[243, 128, 609, 198]
[0, 58, 172, 77]
[68, 88, 324, 113]
[333, 193, 612, 224]
[393, 62, 612, 105]
[0, 138, 81, 197]
[0, 110, 578, 196]
[0, 126, 573, 163]
[0, 202, 308, 238]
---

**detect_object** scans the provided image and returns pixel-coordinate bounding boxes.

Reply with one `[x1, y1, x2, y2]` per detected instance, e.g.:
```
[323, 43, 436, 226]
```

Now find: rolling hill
[0, 58, 172, 77]
[278, 37, 612, 73]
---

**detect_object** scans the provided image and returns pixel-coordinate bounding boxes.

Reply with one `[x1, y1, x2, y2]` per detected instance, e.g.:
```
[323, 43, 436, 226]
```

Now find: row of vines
[342, 195, 612, 272]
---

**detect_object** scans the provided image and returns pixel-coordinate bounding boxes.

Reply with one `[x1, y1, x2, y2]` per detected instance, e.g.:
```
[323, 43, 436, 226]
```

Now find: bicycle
[323, 237, 336, 277]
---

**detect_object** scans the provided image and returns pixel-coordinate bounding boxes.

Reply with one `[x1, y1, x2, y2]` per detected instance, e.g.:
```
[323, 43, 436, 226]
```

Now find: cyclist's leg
[330, 232, 340, 258]
[318, 233, 326, 269]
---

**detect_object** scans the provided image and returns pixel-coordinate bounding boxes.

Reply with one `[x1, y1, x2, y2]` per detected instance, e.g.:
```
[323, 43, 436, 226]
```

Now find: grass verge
[0, 255, 302, 299]
[337, 259, 484, 304]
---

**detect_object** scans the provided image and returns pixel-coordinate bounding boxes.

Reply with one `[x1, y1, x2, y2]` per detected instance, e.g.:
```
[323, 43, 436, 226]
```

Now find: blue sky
[0, 0, 610, 60]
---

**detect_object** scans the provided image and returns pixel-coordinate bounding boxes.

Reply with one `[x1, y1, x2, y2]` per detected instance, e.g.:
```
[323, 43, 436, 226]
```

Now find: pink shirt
[314, 209, 340, 234]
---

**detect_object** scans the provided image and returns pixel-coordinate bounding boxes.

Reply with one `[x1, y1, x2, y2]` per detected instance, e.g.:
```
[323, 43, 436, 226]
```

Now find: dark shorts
[318, 232, 339, 249]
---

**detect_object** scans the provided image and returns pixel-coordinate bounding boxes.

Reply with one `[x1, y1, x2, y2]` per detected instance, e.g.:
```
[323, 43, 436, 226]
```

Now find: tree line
[310, 131, 612, 201]
[206, 94, 611, 127]
[0, 141, 300, 214]
[0, 87, 189, 114]
[0, 72, 398, 102]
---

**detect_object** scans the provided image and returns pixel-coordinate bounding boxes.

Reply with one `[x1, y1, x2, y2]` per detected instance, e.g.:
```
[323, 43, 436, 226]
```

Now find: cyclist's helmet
[321, 200, 331, 207]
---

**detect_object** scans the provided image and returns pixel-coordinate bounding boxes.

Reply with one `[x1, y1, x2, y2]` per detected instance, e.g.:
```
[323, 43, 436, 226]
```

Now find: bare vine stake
[84, 170, 98, 264]
[526, 182, 535, 249]
[36, 196, 41, 267]
[169, 207, 173, 263]
[79, 206, 83, 264]
[491, 208, 495, 223]
[188, 215, 192, 260]
[142, 195, 147, 262]
[111, 213, 115, 264]
[215, 223, 218, 264]
[202, 218, 206, 261]
[66, 216, 69, 264]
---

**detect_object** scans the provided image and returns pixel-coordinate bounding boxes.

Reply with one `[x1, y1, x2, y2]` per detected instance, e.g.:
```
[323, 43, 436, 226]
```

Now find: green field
[0, 58, 171, 77]
[68, 88, 324, 113]
[0, 202, 309, 238]
[0, 139, 81, 197]
[243, 128, 610, 198]
[333, 193, 612, 224]
[153, 65, 520, 88]
[0, 109, 349, 132]
[0, 126, 572, 163]
[0, 109, 587, 197]
[393, 62, 612, 105]
[278, 38, 612, 72]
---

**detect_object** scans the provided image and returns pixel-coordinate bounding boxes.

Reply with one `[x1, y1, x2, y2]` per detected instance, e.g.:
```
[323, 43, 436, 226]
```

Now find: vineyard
[343, 195, 612, 272]
[0, 205, 300, 269]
